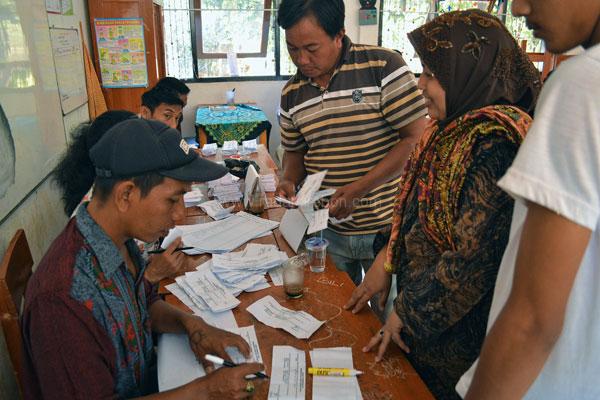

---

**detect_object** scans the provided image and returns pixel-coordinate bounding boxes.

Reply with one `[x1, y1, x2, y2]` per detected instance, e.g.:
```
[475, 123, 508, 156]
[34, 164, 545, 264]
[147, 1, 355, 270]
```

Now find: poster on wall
[45, 0, 73, 15]
[94, 18, 148, 88]
[49, 28, 87, 114]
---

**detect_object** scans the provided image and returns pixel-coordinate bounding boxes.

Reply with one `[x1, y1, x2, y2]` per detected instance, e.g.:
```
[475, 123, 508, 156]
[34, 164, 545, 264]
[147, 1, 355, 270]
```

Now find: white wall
[0, 1, 90, 398]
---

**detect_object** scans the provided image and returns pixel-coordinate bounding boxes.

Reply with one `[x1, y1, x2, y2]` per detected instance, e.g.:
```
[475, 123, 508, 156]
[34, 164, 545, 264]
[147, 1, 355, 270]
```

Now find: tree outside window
[379, 0, 544, 74]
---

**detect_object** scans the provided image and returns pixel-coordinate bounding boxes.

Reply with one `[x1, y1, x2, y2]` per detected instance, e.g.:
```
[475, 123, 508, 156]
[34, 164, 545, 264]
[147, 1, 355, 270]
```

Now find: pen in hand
[147, 246, 193, 254]
[204, 354, 269, 379]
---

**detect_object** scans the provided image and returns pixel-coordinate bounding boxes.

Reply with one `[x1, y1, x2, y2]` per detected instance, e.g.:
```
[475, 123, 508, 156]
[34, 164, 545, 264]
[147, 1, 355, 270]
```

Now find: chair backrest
[521, 40, 556, 81]
[0, 229, 34, 393]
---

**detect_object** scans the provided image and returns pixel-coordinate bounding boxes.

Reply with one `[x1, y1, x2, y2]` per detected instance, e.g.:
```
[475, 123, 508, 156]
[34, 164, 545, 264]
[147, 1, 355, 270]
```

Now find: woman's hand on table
[144, 237, 186, 284]
[344, 253, 391, 313]
[183, 316, 251, 371]
[363, 311, 410, 362]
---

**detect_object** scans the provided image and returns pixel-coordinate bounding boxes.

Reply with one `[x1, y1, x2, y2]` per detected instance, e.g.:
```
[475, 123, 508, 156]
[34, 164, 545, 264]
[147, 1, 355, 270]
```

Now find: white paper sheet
[295, 170, 327, 206]
[165, 282, 205, 314]
[247, 295, 324, 339]
[161, 227, 183, 249]
[185, 268, 240, 312]
[242, 138, 258, 153]
[173, 277, 210, 311]
[157, 310, 238, 392]
[279, 208, 309, 252]
[199, 199, 233, 220]
[243, 164, 260, 208]
[309, 347, 362, 400]
[260, 174, 277, 192]
[306, 209, 329, 235]
[223, 140, 239, 155]
[268, 346, 306, 400]
[178, 211, 279, 254]
[269, 266, 284, 286]
[201, 143, 217, 156]
[224, 325, 264, 365]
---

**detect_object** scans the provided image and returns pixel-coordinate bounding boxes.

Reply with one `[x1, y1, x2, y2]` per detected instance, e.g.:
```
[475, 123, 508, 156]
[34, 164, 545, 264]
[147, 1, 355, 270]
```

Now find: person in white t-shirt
[458, 1, 600, 399]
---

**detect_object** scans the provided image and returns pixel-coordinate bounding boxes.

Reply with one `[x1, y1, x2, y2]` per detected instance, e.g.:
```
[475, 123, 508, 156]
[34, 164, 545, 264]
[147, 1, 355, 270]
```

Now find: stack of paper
[242, 138, 258, 154]
[208, 173, 243, 203]
[222, 140, 239, 155]
[211, 244, 288, 295]
[260, 174, 277, 192]
[310, 348, 363, 400]
[177, 211, 280, 254]
[201, 143, 217, 156]
[169, 267, 240, 313]
[247, 295, 324, 339]
[184, 188, 204, 208]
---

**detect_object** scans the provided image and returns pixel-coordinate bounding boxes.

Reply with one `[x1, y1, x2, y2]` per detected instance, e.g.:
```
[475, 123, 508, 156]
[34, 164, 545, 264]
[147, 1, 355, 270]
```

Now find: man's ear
[335, 29, 345, 49]
[140, 105, 152, 120]
[112, 181, 138, 212]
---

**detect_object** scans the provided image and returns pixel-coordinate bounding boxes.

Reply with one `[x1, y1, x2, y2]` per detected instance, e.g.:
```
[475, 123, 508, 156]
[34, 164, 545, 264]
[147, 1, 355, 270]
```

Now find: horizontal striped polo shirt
[279, 36, 427, 235]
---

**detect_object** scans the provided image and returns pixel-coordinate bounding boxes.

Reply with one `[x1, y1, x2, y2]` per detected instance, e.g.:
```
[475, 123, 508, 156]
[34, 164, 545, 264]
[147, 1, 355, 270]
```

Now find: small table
[195, 104, 272, 149]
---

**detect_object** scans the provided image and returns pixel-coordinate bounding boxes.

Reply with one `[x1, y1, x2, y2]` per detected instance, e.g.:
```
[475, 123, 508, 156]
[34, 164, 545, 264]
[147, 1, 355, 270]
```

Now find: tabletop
[161, 146, 434, 400]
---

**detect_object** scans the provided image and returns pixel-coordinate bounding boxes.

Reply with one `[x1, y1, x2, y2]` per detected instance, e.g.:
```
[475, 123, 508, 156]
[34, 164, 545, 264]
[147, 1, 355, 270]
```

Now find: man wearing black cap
[21, 119, 264, 399]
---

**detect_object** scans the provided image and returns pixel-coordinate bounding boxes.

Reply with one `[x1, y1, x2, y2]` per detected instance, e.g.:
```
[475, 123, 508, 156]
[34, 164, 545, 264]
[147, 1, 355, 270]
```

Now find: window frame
[173, 0, 292, 82]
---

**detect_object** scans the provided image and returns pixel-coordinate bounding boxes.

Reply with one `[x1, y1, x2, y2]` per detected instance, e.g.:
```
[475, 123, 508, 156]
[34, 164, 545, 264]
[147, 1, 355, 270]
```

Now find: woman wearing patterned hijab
[345, 9, 541, 399]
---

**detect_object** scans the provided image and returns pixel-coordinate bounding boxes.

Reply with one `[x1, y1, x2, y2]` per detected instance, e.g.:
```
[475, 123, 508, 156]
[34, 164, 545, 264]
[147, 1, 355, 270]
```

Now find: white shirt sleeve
[498, 55, 600, 230]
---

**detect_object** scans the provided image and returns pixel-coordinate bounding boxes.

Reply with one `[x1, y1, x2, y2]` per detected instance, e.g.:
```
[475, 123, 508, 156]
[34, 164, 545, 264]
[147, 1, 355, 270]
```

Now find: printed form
[268, 346, 306, 400]
[247, 295, 324, 339]
[310, 347, 363, 400]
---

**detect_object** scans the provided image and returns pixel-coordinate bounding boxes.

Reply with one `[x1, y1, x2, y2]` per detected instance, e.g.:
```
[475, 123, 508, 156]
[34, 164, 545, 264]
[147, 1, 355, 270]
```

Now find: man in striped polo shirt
[277, 0, 428, 307]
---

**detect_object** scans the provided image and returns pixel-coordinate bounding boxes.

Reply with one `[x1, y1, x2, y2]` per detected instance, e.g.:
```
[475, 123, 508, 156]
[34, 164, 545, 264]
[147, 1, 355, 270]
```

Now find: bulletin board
[0, 0, 68, 221]
[94, 18, 149, 88]
[49, 27, 88, 115]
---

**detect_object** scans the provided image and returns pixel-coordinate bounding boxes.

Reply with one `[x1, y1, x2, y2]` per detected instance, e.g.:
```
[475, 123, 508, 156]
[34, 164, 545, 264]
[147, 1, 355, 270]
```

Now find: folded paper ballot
[247, 295, 324, 339]
[199, 199, 233, 220]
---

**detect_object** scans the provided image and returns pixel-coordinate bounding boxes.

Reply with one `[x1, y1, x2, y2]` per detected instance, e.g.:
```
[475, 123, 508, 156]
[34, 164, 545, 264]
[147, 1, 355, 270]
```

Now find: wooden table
[161, 146, 434, 400]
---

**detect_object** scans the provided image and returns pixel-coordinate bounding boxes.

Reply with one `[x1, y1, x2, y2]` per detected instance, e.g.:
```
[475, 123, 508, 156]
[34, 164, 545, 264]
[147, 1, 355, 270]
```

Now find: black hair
[141, 86, 184, 113]
[277, 0, 345, 38]
[156, 77, 191, 95]
[53, 110, 136, 216]
[92, 173, 165, 204]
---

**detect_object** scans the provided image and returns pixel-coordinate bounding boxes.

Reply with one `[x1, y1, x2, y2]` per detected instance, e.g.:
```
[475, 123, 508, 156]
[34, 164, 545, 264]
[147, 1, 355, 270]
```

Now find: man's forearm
[281, 150, 307, 185]
[149, 299, 201, 334]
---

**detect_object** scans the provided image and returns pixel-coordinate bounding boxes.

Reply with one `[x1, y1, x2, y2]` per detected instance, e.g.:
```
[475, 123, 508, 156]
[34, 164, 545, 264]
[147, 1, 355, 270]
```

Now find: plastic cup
[225, 90, 235, 105]
[282, 255, 306, 298]
[305, 237, 329, 273]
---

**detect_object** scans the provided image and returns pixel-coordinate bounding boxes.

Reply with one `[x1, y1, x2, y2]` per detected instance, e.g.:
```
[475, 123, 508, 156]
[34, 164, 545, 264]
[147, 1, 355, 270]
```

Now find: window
[163, 0, 294, 80]
[380, 0, 544, 74]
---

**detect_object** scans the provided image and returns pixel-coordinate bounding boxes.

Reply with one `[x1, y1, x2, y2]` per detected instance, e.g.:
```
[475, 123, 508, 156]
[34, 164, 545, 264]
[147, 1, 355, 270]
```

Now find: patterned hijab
[385, 10, 541, 271]
[407, 9, 541, 126]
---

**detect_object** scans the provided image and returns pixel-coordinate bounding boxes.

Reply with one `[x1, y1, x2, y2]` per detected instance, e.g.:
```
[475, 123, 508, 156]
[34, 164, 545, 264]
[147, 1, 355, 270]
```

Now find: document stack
[208, 173, 243, 203]
[259, 174, 277, 192]
[211, 244, 288, 296]
[222, 140, 239, 156]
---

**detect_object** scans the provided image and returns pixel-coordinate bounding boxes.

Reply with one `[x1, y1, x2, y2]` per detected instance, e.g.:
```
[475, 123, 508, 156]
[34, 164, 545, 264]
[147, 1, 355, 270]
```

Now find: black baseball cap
[89, 118, 228, 182]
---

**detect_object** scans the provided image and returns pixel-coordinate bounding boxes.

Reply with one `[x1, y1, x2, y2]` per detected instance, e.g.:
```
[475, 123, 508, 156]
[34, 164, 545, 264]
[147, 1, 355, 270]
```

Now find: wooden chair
[521, 40, 556, 81]
[0, 229, 34, 393]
